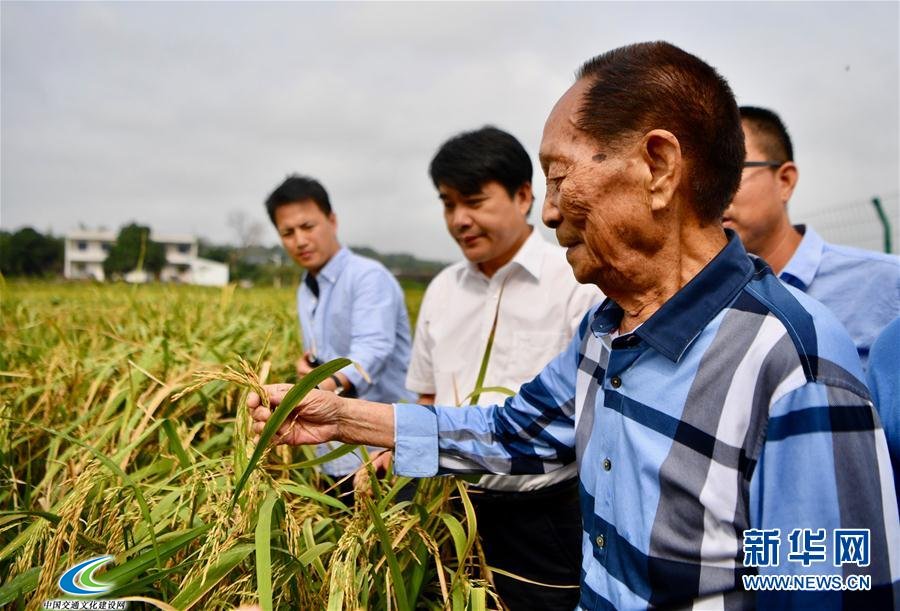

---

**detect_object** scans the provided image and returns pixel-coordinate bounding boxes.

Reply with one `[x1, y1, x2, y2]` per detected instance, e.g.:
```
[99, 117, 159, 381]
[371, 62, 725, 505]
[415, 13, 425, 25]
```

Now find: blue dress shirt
[298, 246, 414, 476]
[779, 225, 900, 369]
[393, 233, 899, 609]
[867, 317, 900, 509]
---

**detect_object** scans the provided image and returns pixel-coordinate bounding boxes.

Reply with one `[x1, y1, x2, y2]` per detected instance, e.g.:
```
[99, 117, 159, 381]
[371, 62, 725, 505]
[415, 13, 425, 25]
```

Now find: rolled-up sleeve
[394, 403, 439, 477]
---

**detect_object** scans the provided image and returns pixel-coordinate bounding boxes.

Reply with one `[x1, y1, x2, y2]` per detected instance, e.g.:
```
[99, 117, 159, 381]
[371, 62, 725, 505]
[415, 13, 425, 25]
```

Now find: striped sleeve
[393, 315, 583, 478]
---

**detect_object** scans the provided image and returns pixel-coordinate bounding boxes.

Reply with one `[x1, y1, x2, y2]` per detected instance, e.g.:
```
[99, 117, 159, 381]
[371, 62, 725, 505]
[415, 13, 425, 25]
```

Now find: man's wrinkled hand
[247, 383, 344, 446]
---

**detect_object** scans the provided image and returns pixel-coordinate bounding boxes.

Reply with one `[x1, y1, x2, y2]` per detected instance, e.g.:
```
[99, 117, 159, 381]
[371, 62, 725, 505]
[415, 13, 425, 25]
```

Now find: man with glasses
[723, 106, 899, 368]
[252, 45, 898, 608]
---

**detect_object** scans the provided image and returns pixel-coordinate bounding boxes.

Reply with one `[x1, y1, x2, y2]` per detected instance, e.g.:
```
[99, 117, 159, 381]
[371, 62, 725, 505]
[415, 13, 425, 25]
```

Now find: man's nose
[450, 206, 472, 229]
[542, 193, 561, 229]
[288, 231, 308, 250]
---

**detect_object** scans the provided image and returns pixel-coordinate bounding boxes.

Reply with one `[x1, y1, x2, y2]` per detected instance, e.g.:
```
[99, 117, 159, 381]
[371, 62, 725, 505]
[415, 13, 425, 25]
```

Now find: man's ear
[515, 182, 534, 217]
[641, 129, 682, 212]
[329, 212, 338, 228]
[776, 162, 799, 205]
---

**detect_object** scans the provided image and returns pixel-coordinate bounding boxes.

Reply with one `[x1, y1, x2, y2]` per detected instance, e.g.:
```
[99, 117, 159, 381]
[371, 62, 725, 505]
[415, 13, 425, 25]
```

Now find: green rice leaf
[102, 524, 212, 589]
[300, 518, 324, 578]
[279, 482, 350, 512]
[230, 357, 351, 509]
[0, 509, 60, 525]
[468, 281, 507, 405]
[296, 541, 335, 566]
[469, 586, 487, 611]
[255, 488, 279, 611]
[161, 418, 192, 468]
[268, 442, 359, 470]
[439, 513, 467, 563]
[365, 497, 411, 611]
[0, 566, 40, 605]
[0, 519, 40, 562]
[169, 543, 254, 609]
[0, 417, 164, 567]
[461, 386, 516, 403]
[451, 583, 467, 611]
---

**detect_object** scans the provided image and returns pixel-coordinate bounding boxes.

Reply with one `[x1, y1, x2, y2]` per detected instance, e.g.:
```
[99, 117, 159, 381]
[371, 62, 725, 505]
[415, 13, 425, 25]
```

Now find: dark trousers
[470, 478, 582, 611]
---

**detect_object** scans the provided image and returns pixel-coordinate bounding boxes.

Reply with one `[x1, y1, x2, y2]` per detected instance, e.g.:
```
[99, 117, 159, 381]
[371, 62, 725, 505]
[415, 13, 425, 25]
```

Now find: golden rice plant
[0, 280, 494, 610]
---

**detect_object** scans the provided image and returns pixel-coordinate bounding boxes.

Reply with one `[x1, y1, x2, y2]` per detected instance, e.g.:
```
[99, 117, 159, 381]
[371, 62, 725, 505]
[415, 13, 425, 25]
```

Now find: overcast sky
[2, 1, 898, 261]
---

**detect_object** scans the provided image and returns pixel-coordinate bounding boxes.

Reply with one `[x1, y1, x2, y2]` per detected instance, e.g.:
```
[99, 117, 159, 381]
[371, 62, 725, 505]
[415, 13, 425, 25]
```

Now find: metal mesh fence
[793, 192, 899, 254]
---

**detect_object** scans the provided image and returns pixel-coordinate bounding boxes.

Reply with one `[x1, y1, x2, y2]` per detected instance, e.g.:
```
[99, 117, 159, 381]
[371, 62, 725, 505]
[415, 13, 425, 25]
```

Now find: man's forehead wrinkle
[566, 110, 581, 135]
[565, 99, 598, 149]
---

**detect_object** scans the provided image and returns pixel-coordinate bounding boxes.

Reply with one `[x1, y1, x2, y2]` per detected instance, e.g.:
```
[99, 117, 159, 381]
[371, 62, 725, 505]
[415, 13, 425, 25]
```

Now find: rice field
[0, 280, 495, 610]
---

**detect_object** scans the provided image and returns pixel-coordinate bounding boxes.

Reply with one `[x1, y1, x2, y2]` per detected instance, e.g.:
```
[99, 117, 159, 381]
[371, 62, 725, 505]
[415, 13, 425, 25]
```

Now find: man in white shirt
[381, 126, 601, 609]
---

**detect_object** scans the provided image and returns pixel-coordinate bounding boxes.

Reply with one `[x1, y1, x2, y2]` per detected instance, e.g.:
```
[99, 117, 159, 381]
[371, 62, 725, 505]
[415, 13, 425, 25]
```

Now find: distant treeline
[0, 228, 64, 277]
[0, 226, 448, 285]
[199, 242, 447, 285]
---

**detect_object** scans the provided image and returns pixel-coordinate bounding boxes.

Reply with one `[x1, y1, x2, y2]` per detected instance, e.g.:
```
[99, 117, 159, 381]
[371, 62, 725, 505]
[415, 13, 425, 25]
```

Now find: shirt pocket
[511, 331, 570, 381]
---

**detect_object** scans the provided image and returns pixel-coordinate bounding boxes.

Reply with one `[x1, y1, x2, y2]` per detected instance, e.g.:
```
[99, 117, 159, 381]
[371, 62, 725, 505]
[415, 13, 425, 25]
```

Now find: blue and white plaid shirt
[394, 233, 899, 609]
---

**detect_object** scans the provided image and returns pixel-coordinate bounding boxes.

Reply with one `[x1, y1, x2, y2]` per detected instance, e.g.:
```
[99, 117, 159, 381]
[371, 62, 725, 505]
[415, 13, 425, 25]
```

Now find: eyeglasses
[743, 161, 784, 168]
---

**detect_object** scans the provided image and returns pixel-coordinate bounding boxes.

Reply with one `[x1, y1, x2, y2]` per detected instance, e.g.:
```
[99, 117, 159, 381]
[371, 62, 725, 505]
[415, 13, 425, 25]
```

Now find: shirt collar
[458, 227, 544, 283]
[508, 228, 544, 280]
[304, 246, 350, 286]
[591, 230, 755, 362]
[779, 224, 823, 291]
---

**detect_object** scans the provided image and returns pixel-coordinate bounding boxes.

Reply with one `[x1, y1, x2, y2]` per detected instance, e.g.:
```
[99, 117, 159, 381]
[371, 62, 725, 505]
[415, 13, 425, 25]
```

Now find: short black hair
[264, 174, 332, 225]
[576, 41, 745, 223]
[429, 126, 533, 200]
[739, 106, 794, 163]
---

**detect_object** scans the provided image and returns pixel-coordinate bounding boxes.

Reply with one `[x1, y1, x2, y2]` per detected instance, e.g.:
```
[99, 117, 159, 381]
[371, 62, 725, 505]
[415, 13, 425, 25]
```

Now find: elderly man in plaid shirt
[251, 41, 898, 610]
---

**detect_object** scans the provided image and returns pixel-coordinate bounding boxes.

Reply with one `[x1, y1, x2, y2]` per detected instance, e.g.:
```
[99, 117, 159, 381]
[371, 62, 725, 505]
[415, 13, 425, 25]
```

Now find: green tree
[103, 223, 166, 278]
[0, 227, 63, 276]
[198, 240, 232, 263]
[0, 231, 10, 275]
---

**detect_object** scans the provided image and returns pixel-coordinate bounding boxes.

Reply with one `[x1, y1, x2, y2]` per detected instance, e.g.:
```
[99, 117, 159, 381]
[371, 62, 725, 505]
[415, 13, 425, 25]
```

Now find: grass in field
[0, 279, 494, 610]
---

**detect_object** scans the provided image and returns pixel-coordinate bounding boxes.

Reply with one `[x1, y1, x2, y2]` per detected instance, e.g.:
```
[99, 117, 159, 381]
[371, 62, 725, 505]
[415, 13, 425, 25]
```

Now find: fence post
[871, 197, 892, 253]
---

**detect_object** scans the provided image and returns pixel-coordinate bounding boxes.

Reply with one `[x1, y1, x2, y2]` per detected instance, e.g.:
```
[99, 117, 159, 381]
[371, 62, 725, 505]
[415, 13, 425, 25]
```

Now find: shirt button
[610, 376, 622, 388]
[595, 534, 606, 548]
[603, 458, 612, 471]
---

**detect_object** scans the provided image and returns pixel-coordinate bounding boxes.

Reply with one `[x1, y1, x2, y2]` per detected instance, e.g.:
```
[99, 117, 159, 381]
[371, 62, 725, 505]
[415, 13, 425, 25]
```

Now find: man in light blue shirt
[723, 106, 900, 369]
[264, 174, 414, 491]
[252, 43, 899, 609]
[867, 317, 900, 508]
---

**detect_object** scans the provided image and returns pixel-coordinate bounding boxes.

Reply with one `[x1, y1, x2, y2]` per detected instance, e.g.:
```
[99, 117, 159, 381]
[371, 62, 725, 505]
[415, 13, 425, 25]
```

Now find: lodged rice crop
[0, 280, 495, 610]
